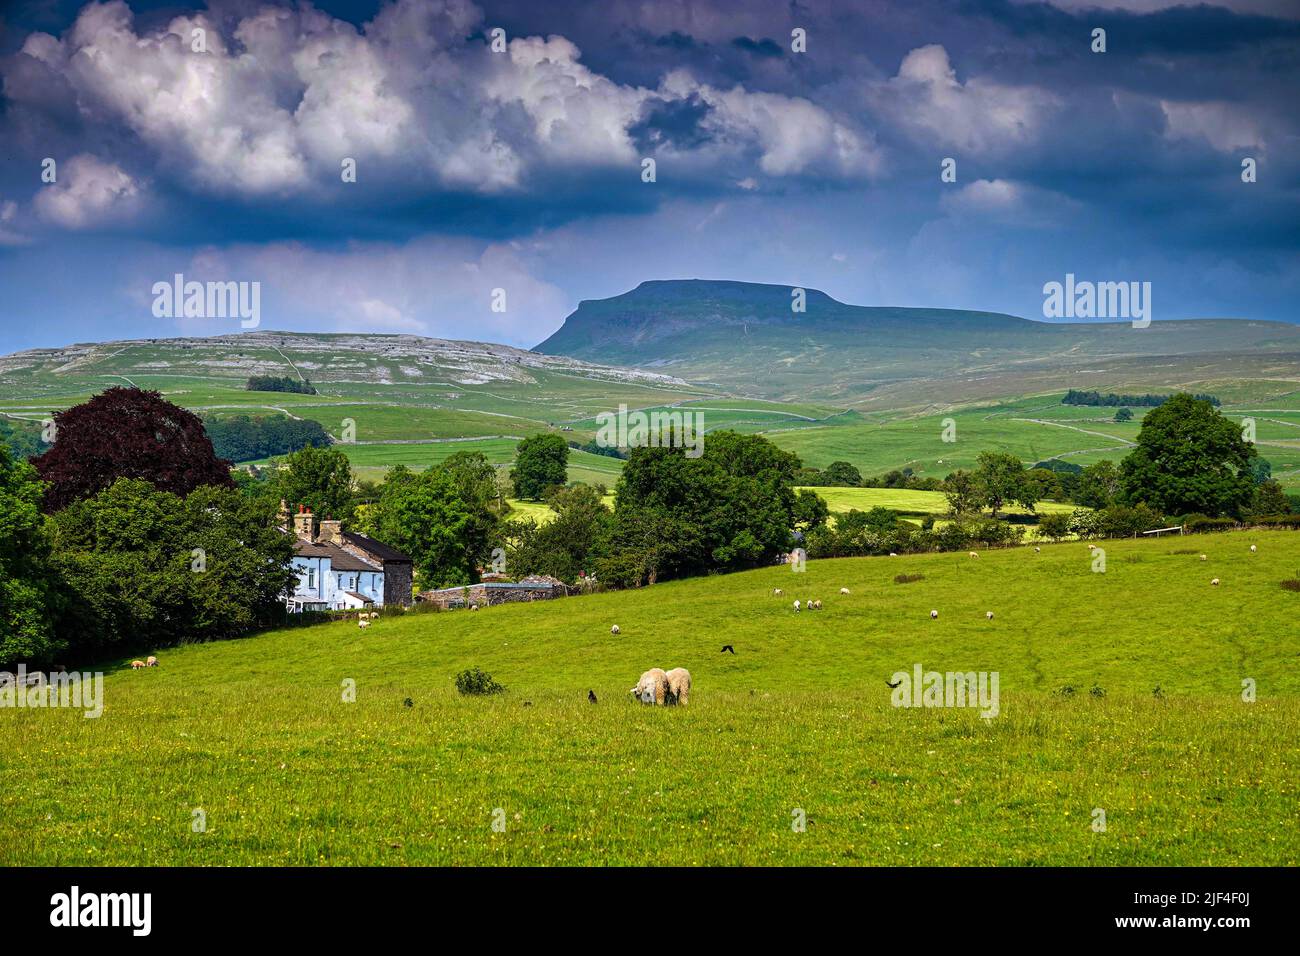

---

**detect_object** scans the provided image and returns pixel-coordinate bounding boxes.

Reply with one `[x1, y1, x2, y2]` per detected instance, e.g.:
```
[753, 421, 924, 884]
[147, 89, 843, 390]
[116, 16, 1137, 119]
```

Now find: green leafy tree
[48, 479, 295, 655]
[973, 452, 1035, 516]
[505, 484, 613, 582]
[1114, 407, 1133, 422]
[821, 461, 863, 487]
[511, 433, 569, 500]
[1075, 460, 1122, 509]
[1247, 479, 1291, 518]
[0, 446, 63, 664]
[944, 470, 982, 518]
[271, 445, 356, 525]
[364, 466, 486, 589]
[1119, 393, 1257, 518]
[601, 432, 806, 584]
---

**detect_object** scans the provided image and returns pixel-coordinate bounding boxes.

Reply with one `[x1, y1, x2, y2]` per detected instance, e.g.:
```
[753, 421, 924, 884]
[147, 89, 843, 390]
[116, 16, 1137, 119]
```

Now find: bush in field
[455, 667, 504, 696]
[1036, 512, 1072, 541]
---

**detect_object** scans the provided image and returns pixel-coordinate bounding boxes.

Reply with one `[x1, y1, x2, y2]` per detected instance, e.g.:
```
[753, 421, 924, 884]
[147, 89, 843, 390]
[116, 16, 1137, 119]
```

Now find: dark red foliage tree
[32, 387, 234, 511]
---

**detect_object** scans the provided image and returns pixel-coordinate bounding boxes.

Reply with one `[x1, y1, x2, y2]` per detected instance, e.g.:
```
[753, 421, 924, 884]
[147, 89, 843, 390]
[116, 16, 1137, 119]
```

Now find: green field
[4, 333, 1299, 490]
[800, 486, 1078, 518]
[3, 530, 1296, 866]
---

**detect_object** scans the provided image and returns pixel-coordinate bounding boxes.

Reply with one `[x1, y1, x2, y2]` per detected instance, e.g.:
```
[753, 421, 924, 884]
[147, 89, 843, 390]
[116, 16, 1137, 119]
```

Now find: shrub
[1036, 512, 1072, 541]
[456, 667, 505, 696]
[894, 573, 924, 584]
[1280, 578, 1300, 593]
[1183, 515, 1238, 534]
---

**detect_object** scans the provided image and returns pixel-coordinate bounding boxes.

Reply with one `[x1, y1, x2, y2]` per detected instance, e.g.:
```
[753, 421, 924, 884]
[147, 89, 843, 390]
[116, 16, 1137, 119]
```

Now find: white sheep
[1250, 545, 1257, 553]
[793, 600, 801, 612]
[470, 604, 479, 611]
[968, 551, 979, 558]
[146, 656, 158, 667]
[773, 588, 783, 596]
[1200, 554, 1207, 561]
[664, 667, 692, 706]
[358, 618, 370, 629]
[889, 552, 898, 558]
[930, 609, 939, 620]
[1211, 578, 1220, 586]
[1034, 547, 1041, 553]
[840, 587, 850, 595]
[811, 599, 822, 610]
[986, 611, 994, 620]
[610, 624, 620, 635]
[630, 668, 669, 705]
[130, 660, 145, 670]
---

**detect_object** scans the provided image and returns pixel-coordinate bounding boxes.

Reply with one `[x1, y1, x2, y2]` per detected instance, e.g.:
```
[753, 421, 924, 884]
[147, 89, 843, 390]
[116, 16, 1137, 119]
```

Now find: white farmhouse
[282, 504, 413, 612]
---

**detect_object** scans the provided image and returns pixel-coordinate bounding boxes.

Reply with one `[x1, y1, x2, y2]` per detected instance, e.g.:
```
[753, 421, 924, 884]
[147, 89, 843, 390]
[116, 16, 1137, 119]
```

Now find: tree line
[1063, 389, 1220, 408]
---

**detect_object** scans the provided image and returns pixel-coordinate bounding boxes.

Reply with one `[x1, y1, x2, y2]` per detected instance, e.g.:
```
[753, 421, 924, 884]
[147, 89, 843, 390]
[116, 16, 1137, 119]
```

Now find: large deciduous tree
[510, 433, 569, 500]
[1119, 393, 1257, 518]
[0, 445, 63, 665]
[269, 445, 356, 525]
[32, 387, 233, 511]
[48, 479, 295, 655]
[600, 431, 814, 585]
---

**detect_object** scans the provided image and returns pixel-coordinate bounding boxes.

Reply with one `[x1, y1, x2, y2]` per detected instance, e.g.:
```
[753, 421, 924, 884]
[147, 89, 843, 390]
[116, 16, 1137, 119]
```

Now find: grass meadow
[2, 530, 1297, 866]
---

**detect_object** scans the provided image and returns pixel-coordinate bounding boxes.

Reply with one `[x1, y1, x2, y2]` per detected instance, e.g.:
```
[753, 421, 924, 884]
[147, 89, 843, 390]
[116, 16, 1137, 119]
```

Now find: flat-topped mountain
[535, 279, 1300, 406]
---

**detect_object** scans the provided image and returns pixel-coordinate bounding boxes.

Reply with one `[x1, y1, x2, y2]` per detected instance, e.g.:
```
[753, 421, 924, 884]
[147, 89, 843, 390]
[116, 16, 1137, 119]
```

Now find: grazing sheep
[793, 600, 801, 612]
[889, 552, 898, 557]
[470, 604, 479, 611]
[664, 667, 692, 706]
[840, 587, 850, 595]
[986, 611, 994, 620]
[1211, 578, 1220, 586]
[630, 668, 669, 705]
[773, 588, 783, 596]
[146, 656, 158, 667]
[1250, 545, 1257, 553]
[358, 618, 370, 629]
[814, 600, 823, 610]
[1034, 547, 1041, 553]
[968, 551, 979, 558]
[1200, 554, 1208, 561]
[130, 660, 145, 670]
[930, 610, 939, 619]
[610, 624, 620, 635]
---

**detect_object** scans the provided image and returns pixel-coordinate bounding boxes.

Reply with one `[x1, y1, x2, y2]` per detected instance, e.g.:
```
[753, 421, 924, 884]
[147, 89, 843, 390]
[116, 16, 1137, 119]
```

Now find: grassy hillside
[800, 486, 1078, 518]
[3, 530, 1296, 866]
[4, 329, 1298, 491]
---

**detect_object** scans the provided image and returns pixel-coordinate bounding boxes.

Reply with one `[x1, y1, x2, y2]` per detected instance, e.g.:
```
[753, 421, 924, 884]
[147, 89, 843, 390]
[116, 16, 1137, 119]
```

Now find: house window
[308, 567, 316, 589]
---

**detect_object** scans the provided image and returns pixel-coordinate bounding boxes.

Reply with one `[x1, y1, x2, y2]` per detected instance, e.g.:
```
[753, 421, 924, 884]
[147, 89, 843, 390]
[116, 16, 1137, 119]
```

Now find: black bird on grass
[403, 697, 414, 708]
[720, 644, 735, 654]
[886, 678, 903, 689]
[588, 689, 598, 704]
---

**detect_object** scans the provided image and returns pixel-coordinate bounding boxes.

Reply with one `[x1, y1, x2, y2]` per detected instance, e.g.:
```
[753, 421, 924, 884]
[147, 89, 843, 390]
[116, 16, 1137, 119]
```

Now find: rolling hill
[535, 279, 1300, 409]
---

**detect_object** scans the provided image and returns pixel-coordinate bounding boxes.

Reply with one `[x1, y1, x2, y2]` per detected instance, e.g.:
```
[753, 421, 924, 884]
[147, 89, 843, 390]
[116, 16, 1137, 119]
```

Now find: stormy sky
[0, 0, 1297, 351]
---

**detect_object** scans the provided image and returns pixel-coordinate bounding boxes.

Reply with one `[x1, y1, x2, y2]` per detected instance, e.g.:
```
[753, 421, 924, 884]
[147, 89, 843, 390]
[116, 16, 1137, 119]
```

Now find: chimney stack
[293, 506, 315, 541]
[319, 518, 342, 546]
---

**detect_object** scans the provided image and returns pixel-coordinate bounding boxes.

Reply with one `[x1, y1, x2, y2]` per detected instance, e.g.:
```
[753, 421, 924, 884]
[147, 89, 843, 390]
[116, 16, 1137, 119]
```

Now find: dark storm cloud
[0, 0, 1297, 350]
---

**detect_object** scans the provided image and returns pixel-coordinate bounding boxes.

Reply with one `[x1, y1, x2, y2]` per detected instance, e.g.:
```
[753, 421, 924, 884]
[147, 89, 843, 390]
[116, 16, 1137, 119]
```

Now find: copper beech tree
[32, 387, 233, 511]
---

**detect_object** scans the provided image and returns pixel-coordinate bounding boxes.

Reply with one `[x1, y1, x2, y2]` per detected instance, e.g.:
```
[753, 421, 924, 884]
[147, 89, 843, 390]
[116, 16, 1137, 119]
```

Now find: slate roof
[342, 531, 412, 564]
